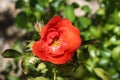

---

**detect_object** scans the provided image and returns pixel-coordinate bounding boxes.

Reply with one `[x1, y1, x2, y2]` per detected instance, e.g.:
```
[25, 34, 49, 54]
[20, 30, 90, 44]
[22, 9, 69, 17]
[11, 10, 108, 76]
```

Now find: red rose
[32, 16, 82, 64]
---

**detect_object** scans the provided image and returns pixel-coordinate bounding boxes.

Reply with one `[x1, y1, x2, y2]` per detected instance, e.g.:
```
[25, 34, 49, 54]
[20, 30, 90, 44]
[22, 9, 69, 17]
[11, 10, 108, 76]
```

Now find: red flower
[32, 16, 82, 64]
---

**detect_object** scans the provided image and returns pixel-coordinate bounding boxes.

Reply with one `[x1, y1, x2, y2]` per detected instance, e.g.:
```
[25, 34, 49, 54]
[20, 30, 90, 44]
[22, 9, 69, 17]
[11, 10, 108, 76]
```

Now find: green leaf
[28, 77, 49, 80]
[38, 0, 52, 8]
[71, 3, 79, 8]
[35, 4, 44, 12]
[99, 58, 110, 67]
[37, 63, 46, 70]
[15, 12, 34, 32]
[108, 10, 120, 24]
[15, 11, 28, 28]
[97, 8, 105, 15]
[112, 46, 120, 61]
[82, 5, 91, 13]
[64, 5, 75, 22]
[7, 75, 20, 80]
[51, 0, 65, 10]
[56, 64, 74, 74]
[27, 41, 35, 49]
[77, 48, 89, 61]
[89, 26, 102, 38]
[94, 68, 111, 80]
[114, 60, 120, 72]
[78, 17, 91, 29]
[2, 49, 22, 58]
[29, 0, 37, 7]
[15, 0, 26, 9]
[108, 68, 119, 79]
[74, 65, 86, 78]
[15, 11, 27, 29]
[104, 24, 115, 31]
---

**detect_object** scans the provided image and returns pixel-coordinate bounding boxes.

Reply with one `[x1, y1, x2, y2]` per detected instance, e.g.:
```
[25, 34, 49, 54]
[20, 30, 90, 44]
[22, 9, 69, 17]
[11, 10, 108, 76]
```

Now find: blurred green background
[0, 0, 120, 80]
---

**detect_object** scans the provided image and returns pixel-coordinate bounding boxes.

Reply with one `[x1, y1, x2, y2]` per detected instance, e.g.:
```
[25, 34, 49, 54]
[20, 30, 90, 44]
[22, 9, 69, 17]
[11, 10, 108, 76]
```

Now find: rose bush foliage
[1, 0, 120, 80]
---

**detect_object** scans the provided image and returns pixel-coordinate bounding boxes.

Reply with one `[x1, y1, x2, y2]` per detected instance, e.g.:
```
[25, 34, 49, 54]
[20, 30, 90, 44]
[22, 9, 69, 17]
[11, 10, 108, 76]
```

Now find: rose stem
[53, 67, 57, 80]
[82, 39, 100, 45]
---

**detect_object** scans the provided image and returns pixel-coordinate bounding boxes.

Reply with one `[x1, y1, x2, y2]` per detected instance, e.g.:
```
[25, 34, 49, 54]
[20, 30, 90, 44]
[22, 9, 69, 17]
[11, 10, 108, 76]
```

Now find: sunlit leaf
[35, 4, 44, 12]
[78, 17, 91, 29]
[108, 68, 119, 79]
[108, 10, 120, 24]
[28, 77, 49, 80]
[112, 46, 120, 61]
[99, 58, 110, 67]
[64, 5, 75, 22]
[97, 8, 105, 15]
[89, 26, 102, 38]
[22, 56, 40, 74]
[94, 68, 111, 80]
[82, 5, 91, 13]
[7, 75, 20, 80]
[51, 0, 65, 10]
[27, 41, 35, 49]
[36, 63, 48, 73]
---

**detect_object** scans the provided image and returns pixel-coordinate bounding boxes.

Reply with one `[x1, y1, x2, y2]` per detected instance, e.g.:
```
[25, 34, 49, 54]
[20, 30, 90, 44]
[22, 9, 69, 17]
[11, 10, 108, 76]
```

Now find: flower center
[52, 39, 60, 47]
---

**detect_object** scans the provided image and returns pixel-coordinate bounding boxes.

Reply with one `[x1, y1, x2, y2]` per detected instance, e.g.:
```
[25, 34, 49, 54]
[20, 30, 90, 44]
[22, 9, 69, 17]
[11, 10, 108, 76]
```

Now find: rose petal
[46, 31, 59, 44]
[32, 41, 47, 61]
[40, 16, 62, 37]
[57, 19, 82, 51]
[47, 52, 74, 64]
[47, 16, 62, 25]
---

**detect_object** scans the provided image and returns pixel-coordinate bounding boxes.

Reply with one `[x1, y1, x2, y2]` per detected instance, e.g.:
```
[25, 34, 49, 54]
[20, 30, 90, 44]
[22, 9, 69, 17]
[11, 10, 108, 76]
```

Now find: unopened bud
[34, 21, 44, 32]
